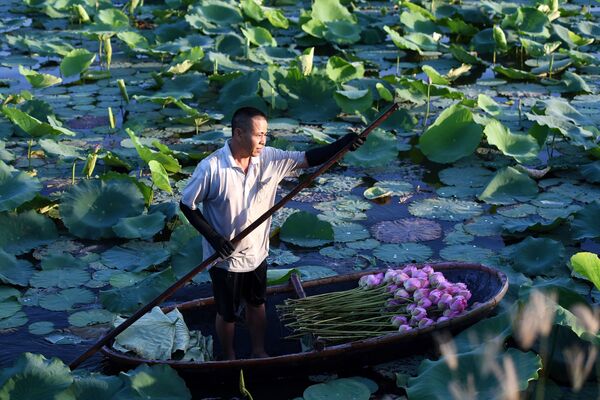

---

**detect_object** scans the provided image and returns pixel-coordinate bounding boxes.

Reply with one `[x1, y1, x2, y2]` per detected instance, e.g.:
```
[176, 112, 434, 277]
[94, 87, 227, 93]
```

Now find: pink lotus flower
[411, 306, 427, 320]
[450, 295, 467, 312]
[429, 272, 446, 288]
[422, 265, 434, 275]
[386, 284, 399, 293]
[443, 309, 460, 318]
[412, 270, 428, 280]
[391, 315, 408, 327]
[418, 318, 434, 328]
[436, 281, 450, 291]
[436, 316, 449, 323]
[406, 303, 417, 313]
[402, 265, 417, 276]
[383, 269, 397, 283]
[393, 272, 410, 285]
[418, 298, 432, 309]
[438, 293, 454, 310]
[394, 288, 411, 302]
[428, 289, 443, 304]
[458, 289, 472, 301]
[398, 324, 412, 333]
[403, 278, 422, 292]
[413, 288, 430, 302]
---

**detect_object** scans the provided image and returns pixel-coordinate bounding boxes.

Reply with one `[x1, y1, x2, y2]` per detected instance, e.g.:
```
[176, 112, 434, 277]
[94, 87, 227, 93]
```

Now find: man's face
[235, 115, 267, 157]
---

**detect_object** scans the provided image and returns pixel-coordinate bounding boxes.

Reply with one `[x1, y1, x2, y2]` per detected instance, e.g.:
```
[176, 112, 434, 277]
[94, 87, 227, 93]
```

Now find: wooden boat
[101, 262, 508, 383]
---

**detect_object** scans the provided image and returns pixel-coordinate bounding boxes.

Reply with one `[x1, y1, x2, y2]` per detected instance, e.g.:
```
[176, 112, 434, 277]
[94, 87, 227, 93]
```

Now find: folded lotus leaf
[60, 179, 145, 239]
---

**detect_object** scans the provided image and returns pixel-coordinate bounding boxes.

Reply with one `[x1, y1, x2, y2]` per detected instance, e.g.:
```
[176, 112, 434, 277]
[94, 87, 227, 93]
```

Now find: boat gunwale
[100, 262, 508, 369]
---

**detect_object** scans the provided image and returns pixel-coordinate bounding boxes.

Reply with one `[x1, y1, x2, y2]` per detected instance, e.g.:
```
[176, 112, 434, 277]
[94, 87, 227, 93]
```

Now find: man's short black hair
[231, 107, 267, 134]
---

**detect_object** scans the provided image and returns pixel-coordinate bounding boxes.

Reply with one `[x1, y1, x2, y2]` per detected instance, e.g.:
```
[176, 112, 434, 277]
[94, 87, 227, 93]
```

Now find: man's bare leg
[215, 313, 236, 360]
[246, 303, 269, 358]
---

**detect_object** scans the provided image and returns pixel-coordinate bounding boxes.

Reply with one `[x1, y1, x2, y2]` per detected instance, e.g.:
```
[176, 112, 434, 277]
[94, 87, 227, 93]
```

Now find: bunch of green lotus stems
[277, 285, 399, 343]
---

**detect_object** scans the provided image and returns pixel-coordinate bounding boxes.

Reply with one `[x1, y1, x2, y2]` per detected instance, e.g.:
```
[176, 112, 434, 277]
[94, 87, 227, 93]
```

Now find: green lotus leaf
[266, 268, 300, 286]
[0, 311, 27, 330]
[463, 215, 507, 237]
[38, 288, 94, 311]
[422, 65, 449, 85]
[28, 321, 55, 335]
[483, 120, 540, 163]
[501, 6, 549, 37]
[443, 17, 478, 37]
[60, 48, 96, 77]
[39, 139, 83, 160]
[241, 26, 276, 47]
[408, 197, 483, 221]
[371, 218, 442, 243]
[323, 20, 362, 44]
[320, 245, 357, 259]
[443, 224, 474, 245]
[383, 26, 422, 53]
[332, 222, 370, 243]
[342, 129, 397, 167]
[400, 10, 437, 34]
[553, 24, 594, 49]
[449, 44, 485, 65]
[452, 311, 512, 353]
[113, 212, 166, 240]
[282, 74, 339, 122]
[0, 299, 21, 320]
[581, 161, 600, 184]
[477, 94, 502, 117]
[478, 167, 539, 205]
[96, 8, 129, 27]
[519, 38, 548, 58]
[526, 107, 597, 151]
[439, 166, 493, 188]
[311, 0, 354, 23]
[109, 272, 150, 289]
[0, 210, 58, 255]
[41, 253, 86, 270]
[363, 186, 392, 200]
[280, 211, 334, 248]
[267, 249, 300, 266]
[114, 363, 192, 400]
[101, 241, 170, 272]
[69, 373, 124, 399]
[30, 268, 90, 289]
[265, 8, 289, 29]
[296, 265, 338, 281]
[69, 309, 114, 328]
[493, 65, 538, 81]
[373, 243, 432, 264]
[1, 107, 76, 137]
[0, 160, 41, 212]
[170, 236, 208, 282]
[505, 236, 565, 277]
[571, 201, 600, 240]
[347, 238, 380, 250]
[570, 252, 600, 291]
[0, 287, 19, 302]
[419, 104, 483, 164]
[561, 71, 591, 94]
[60, 179, 145, 239]
[333, 88, 373, 114]
[117, 31, 150, 52]
[492, 25, 508, 52]
[439, 244, 495, 264]
[100, 268, 177, 314]
[125, 129, 182, 173]
[304, 377, 371, 400]
[18, 65, 62, 89]
[241, 0, 264, 21]
[0, 353, 73, 399]
[325, 56, 364, 83]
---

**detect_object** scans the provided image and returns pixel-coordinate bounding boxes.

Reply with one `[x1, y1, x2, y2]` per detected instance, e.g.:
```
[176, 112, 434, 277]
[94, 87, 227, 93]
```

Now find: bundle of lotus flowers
[277, 264, 472, 344]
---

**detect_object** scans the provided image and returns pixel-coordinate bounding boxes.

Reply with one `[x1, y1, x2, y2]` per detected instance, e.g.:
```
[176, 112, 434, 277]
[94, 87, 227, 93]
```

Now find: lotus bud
[394, 288, 411, 302]
[413, 288, 430, 302]
[386, 284, 399, 293]
[436, 281, 450, 291]
[422, 265, 434, 275]
[443, 309, 460, 318]
[358, 275, 370, 288]
[446, 284, 459, 295]
[391, 315, 408, 327]
[411, 306, 427, 320]
[403, 278, 422, 292]
[418, 298, 433, 309]
[402, 265, 417, 276]
[428, 289, 442, 304]
[383, 269, 397, 283]
[412, 270, 428, 280]
[406, 303, 417, 313]
[458, 289, 472, 301]
[398, 324, 413, 333]
[436, 316, 449, 323]
[374, 272, 384, 285]
[438, 293, 454, 310]
[385, 299, 402, 308]
[456, 282, 467, 290]
[418, 318, 434, 328]
[450, 295, 467, 313]
[393, 272, 410, 285]
[429, 272, 446, 288]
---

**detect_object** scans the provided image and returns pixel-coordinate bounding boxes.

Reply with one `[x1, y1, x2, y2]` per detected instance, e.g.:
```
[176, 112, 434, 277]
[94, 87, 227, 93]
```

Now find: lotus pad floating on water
[504, 236, 565, 277]
[280, 211, 334, 248]
[373, 243, 432, 264]
[408, 197, 483, 221]
[0, 210, 58, 255]
[60, 179, 145, 240]
[0, 249, 34, 287]
[0, 160, 41, 212]
[371, 218, 442, 243]
[342, 129, 397, 168]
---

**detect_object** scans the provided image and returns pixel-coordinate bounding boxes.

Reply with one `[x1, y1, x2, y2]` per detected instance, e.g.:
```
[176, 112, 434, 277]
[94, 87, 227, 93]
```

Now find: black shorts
[209, 260, 267, 323]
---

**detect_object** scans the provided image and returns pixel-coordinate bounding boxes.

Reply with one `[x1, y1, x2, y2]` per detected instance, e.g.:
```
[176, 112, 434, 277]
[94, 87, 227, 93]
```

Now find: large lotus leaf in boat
[0, 353, 73, 399]
[478, 167, 539, 205]
[304, 377, 371, 400]
[408, 197, 483, 221]
[114, 363, 192, 400]
[504, 237, 565, 277]
[419, 104, 483, 164]
[60, 179, 145, 240]
[112, 212, 166, 240]
[334, 88, 373, 114]
[0, 210, 58, 254]
[371, 218, 442, 243]
[483, 120, 540, 163]
[0, 160, 41, 212]
[101, 241, 170, 272]
[281, 74, 339, 122]
[373, 243, 432, 264]
[406, 348, 541, 399]
[100, 268, 177, 314]
[342, 129, 397, 167]
[570, 252, 600, 291]
[325, 56, 364, 83]
[38, 288, 94, 311]
[60, 48, 96, 77]
[0, 250, 33, 287]
[280, 211, 334, 248]
[571, 201, 600, 240]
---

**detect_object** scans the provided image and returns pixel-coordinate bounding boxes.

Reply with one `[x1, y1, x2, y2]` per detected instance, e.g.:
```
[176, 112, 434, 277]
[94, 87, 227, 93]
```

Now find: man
[180, 107, 364, 360]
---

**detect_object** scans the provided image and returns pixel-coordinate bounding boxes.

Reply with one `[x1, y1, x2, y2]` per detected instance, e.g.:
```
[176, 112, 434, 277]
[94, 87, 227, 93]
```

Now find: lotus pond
[1, 0, 600, 398]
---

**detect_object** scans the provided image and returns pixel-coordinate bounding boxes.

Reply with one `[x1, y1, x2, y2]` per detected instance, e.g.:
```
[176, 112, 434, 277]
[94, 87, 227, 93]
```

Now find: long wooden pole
[69, 102, 399, 369]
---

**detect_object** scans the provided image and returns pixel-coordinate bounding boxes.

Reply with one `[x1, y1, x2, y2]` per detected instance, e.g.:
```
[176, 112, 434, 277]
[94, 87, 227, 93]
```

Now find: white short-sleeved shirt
[181, 141, 305, 272]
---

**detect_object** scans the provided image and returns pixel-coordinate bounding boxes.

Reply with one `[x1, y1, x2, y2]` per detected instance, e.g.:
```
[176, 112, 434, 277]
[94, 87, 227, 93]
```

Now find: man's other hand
[208, 235, 235, 258]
